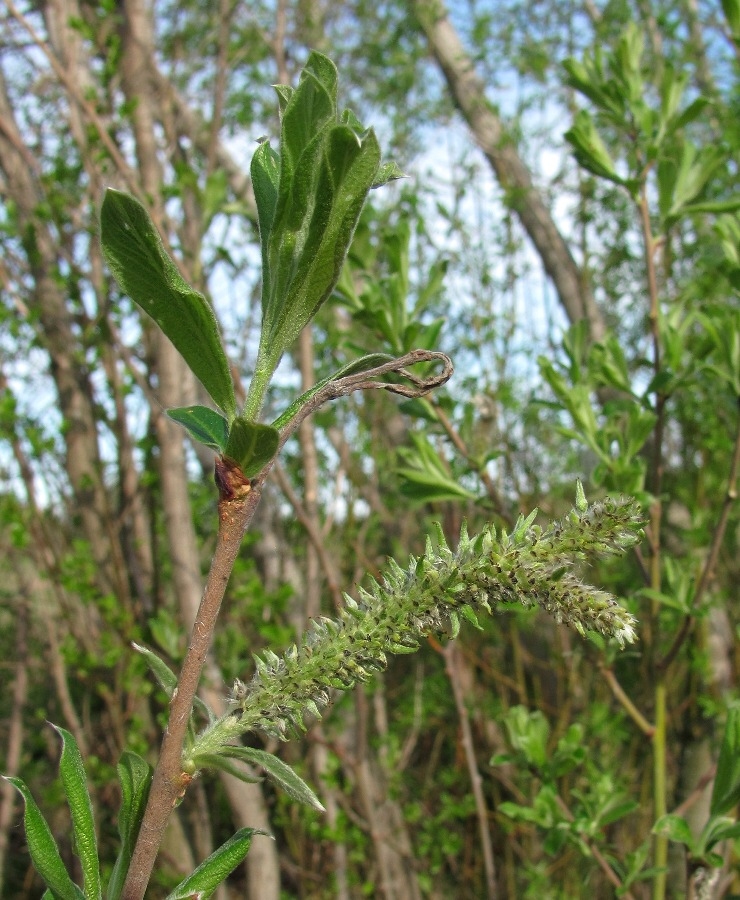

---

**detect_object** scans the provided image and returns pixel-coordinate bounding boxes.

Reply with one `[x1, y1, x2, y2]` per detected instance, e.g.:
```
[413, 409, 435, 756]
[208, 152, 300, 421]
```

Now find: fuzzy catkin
[192, 493, 642, 753]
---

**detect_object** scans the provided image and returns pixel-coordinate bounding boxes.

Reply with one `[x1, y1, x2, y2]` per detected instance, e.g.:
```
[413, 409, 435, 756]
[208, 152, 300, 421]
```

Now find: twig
[276, 349, 454, 452]
[120, 348, 451, 897]
[6, 0, 143, 200]
[671, 764, 716, 819]
[430, 399, 514, 525]
[659, 400, 740, 672]
[272, 462, 343, 609]
[599, 663, 654, 737]
[443, 642, 497, 899]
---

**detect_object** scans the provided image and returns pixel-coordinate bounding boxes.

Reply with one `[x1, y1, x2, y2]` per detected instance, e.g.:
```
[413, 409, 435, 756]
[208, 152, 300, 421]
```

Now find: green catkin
[191, 492, 643, 757]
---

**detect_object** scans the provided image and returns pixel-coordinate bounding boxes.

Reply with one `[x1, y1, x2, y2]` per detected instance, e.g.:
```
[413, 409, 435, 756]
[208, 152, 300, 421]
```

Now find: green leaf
[165, 828, 268, 900]
[562, 57, 620, 117]
[459, 604, 482, 631]
[167, 406, 229, 452]
[278, 55, 337, 188]
[243, 52, 390, 419]
[658, 144, 727, 226]
[212, 747, 325, 811]
[575, 480, 588, 513]
[2, 776, 84, 900]
[701, 815, 740, 853]
[564, 111, 626, 186]
[503, 706, 550, 770]
[250, 141, 280, 303]
[598, 797, 640, 828]
[396, 433, 478, 505]
[668, 97, 709, 135]
[652, 814, 695, 851]
[100, 189, 236, 421]
[132, 643, 213, 724]
[52, 727, 101, 900]
[680, 196, 740, 217]
[262, 126, 381, 361]
[638, 587, 690, 613]
[372, 161, 405, 188]
[107, 753, 152, 900]
[132, 641, 178, 697]
[224, 417, 279, 477]
[710, 705, 740, 816]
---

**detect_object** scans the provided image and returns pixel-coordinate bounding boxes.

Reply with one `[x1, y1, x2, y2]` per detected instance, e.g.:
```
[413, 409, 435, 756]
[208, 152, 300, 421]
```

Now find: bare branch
[277, 349, 454, 450]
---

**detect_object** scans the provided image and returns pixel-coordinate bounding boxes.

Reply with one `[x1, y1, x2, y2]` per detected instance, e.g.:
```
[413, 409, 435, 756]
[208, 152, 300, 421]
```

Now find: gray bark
[412, 0, 606, 342]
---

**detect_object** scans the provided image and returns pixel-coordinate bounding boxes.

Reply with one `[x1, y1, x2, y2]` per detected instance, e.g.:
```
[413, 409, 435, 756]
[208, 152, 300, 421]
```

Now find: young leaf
[243, 52, 391, 419]
[652, 813, 696, 852]
[372, 161, 405, 188]
[132, 643, 214, 723]
[213, 746, 325, 811]
[107, 753, 152, 900]
[224, 418, 279, 477]
[132, 642, 178, 697]
[270, 125, 381, 352]
[397, 434, 478, 504]
[164, 828, 269, 900]
[565, 111, 626, 186]
[100, 189, 236, 421]
[278, 58, 336, 189]
[167, 406, 229, 453]
[2, 776, 84, 900]
[250, 141, 280, 301]
[52, 726, 102, 900]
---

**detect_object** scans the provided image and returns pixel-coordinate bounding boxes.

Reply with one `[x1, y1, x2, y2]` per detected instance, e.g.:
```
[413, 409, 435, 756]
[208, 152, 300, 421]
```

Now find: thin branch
[598, 663, 654, 737]
[671, 764, 716, 819]
[431, 399, 514, 525]
[6, 0, 142, 199]
[443, 642, 497, 899]
[659, 400, 740, 672]
[277, 349, 454, 452]
[272, 462, 344, 609]
[120, 349, 451, 898]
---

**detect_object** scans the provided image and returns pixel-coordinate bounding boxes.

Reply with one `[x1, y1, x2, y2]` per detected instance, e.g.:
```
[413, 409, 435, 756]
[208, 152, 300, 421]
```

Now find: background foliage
[0, 0, 739, 898]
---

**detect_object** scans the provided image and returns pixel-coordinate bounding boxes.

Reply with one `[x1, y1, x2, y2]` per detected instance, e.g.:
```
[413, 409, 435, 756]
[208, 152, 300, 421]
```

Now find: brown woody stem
[121, 466, 262, 900]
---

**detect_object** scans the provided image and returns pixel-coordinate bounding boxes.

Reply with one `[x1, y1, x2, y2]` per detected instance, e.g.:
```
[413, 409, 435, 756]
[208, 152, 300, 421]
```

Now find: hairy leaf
[52, 727, 101, 900]
[3, 776, 84, 900]
[101, 189, 236, 421]
[167, 406, 229, 453]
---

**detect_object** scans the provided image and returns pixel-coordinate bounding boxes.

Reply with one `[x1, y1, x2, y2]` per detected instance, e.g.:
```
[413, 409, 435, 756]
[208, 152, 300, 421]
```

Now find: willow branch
[598, 662, 654, 737]
[121, 464, 265, 900]
[659, 400, 740, 672]
[6, 0, 142, 199]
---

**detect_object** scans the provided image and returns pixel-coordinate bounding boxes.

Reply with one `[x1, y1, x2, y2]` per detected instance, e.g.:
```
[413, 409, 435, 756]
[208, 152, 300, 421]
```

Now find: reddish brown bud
[214, 456, 252, 501]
